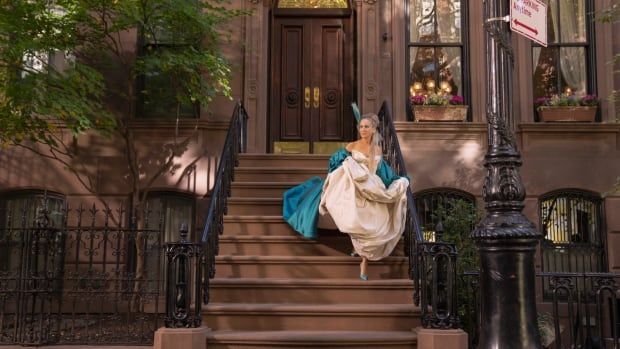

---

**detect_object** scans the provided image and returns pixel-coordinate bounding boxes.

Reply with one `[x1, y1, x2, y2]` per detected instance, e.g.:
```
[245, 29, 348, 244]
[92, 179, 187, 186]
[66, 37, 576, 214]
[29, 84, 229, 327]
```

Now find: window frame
[405, 0, 471, 121]
[0, 189, 66, 274]
[531, 0, 598, 122]
[414, 187, 476, 242]
[538, 188, 607, 273]
[135, 28, 200, 120]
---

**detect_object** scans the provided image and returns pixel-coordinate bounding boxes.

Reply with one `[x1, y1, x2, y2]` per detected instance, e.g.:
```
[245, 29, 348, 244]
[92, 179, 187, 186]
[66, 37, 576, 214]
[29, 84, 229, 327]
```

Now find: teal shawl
[282, 149, 403, 238]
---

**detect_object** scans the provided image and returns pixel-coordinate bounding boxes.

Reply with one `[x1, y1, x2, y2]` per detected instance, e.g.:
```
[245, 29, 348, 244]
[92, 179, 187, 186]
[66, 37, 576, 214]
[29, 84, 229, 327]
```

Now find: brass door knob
[304, 87, 310, 109]
[313, 87, 320, 108]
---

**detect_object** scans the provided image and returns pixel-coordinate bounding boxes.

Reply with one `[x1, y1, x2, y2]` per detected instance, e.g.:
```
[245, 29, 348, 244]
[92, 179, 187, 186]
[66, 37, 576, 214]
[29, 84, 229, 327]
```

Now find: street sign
[510, 0, 547, 47]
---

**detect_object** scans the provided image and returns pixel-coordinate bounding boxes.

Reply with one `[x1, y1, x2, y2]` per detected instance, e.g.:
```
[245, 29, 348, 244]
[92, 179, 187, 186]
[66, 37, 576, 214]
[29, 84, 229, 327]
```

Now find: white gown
[318, 150, 409, 261]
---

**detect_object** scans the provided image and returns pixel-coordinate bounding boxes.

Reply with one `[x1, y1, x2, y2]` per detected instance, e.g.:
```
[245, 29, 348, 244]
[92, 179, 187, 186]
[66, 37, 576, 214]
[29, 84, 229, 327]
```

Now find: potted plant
[535, 93, 599, 122]
[411, 93, 468, 121]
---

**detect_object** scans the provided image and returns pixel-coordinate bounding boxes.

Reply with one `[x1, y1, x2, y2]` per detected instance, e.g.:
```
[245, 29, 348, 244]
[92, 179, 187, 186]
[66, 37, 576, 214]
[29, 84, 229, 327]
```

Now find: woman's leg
[359, 257, 368, 280]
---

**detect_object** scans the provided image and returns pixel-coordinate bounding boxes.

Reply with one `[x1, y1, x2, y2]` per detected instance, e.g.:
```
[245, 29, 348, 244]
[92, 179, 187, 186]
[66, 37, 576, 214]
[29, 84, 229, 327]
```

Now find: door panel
[271, 15, 353, 151]
[272, 21, 312, 142]
[281, 25, 308, 139]
[316, 22, 345, 141]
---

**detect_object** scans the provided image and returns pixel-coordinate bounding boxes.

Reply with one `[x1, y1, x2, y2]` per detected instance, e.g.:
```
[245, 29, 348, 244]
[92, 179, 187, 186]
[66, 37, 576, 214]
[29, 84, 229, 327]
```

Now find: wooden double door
[270, 14, 355, 151]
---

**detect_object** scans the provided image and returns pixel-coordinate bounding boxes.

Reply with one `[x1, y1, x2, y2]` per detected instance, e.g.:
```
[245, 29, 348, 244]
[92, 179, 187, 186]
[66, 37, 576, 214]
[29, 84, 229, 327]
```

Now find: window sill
[127, 119, 229, 130]
[395, 121, 487, 133]
[517, 122, 620, 152]
[518, 122, 620, 134]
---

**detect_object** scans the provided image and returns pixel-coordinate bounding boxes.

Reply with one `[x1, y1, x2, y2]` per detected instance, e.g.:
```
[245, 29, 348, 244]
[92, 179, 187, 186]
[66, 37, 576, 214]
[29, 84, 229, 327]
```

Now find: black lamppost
[472, 0, 543, 348]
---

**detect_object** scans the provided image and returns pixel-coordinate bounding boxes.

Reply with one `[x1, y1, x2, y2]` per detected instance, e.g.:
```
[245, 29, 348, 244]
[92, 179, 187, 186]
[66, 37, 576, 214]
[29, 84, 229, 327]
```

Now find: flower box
[537, 106, 597, 122]
[413, 105, 468, 122]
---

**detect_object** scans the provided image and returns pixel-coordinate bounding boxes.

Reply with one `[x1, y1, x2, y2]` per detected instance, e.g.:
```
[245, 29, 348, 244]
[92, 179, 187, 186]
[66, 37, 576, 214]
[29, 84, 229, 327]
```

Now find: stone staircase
[204, 153, 420, 348]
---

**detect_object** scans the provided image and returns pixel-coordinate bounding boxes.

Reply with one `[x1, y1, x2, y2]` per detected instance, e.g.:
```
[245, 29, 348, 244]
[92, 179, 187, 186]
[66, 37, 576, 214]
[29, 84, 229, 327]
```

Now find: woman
[282, 113, 409, 280]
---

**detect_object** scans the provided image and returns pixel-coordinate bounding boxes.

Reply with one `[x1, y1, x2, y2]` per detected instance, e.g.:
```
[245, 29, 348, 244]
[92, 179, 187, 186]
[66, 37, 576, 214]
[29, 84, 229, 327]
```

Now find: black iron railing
[377, 101, 459, 329]
[464, 271, 620, 349]
[200, 101, 248, 306]
[0, 198, 165, 345]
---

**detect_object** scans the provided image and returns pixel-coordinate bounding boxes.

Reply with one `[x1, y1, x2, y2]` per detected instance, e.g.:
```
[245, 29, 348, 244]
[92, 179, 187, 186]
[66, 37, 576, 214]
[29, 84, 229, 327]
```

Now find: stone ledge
[395, 121, 487, 133]
[154, 326, 211, 349]
[416, 327, 468, 349]
[518, 122, 620, 134]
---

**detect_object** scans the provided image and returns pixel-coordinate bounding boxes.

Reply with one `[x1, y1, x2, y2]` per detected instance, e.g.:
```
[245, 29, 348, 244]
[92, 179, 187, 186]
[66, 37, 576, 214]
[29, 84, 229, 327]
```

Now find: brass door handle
[313, 87, 320, 108]
[304, 87, 310, 109]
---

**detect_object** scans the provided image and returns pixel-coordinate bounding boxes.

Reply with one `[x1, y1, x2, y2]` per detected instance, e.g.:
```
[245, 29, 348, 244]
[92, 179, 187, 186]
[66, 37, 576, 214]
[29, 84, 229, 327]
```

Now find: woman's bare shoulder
[345, 141, 358, 152]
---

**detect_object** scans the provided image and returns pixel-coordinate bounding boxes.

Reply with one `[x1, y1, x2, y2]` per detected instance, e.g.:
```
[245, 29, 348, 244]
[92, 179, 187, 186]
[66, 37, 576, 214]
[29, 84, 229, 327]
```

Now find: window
[415, 188, 475, 242]
[137, 27, 199, 119]
[144, 192, 195, 243]
[0, 190, 65, 272]
[407, 0, 468, 120]
[532, 0, 595, 117]
[539, 189, 606, 273]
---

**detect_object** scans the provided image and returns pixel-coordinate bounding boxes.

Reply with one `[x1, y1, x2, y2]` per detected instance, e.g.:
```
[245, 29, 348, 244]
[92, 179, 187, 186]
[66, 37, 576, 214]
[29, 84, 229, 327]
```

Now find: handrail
[377, 101, 424, 279]
[377, 101, 459, 329]
[201, 101, 248, 304]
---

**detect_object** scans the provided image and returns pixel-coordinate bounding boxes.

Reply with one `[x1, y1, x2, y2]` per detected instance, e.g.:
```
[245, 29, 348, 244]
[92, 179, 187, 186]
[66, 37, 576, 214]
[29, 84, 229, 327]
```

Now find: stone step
[219, 235, 405, 257]
[219, 235, 352, 256]
[231, 182, 297, 198]
[222, 215, 298, 236]
[238, 153, 330, 168]
[214, 256, 409, 279]
[206, 330, 417, 349]
[235, 167, 325, 182]
[227, 197, 283, 215]
[223, 215, 356, 237]
[210, 278, 414, 304]
[202, 303, 421, 331]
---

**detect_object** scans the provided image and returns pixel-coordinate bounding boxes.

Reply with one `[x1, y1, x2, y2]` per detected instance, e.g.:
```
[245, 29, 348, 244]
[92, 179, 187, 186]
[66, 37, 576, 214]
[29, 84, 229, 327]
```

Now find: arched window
[277, 0, 349, 8]
[539, 189, 606, 273]
[415, 188, 476, 242]
[0, 190, 66, 272]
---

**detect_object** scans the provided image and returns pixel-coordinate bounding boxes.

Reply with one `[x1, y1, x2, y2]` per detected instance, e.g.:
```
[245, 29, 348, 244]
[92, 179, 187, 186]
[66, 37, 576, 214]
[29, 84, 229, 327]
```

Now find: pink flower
[411, 95, 426, 105]
[449, 95, 464, 105]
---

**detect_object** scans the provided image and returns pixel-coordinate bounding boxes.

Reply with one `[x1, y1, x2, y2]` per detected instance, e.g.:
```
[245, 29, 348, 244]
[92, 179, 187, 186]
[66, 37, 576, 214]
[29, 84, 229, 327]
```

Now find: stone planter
[413, 105, 468, 122]
[537, 106, 597, 122]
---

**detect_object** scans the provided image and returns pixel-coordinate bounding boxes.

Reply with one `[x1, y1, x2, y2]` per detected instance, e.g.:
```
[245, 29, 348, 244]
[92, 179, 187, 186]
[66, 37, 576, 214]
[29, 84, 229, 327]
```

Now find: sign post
[510, 0, 547, 46]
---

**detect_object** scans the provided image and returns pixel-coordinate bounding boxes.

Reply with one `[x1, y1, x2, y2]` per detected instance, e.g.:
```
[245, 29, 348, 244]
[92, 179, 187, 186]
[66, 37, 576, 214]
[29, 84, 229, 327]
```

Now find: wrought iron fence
[377, 101, 459, 329]
[463, 271, 620, 349]
[0, 199, 165, 345]
[200, 101, 248, 307]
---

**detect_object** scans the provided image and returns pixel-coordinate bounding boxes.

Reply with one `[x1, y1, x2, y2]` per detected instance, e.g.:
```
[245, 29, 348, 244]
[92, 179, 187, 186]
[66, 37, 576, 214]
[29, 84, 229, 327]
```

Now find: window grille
[539, 189, 606, 273]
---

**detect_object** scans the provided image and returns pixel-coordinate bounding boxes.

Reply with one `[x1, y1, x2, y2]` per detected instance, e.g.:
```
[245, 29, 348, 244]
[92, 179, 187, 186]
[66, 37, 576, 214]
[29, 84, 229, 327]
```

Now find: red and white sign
[510, 0, 547, 47]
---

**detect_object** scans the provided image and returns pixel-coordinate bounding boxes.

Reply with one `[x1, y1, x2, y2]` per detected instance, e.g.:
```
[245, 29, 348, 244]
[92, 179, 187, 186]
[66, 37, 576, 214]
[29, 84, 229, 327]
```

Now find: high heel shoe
[359, 274, 368, 281]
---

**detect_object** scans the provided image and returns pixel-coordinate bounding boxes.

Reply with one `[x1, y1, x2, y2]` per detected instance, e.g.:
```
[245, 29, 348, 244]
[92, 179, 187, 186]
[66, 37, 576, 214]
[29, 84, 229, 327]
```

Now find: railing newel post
[163, 223, 203, 328]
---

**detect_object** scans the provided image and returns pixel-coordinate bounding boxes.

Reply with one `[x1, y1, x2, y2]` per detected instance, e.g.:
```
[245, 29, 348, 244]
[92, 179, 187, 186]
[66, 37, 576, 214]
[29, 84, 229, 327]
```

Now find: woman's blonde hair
[359, 113, 383, 172]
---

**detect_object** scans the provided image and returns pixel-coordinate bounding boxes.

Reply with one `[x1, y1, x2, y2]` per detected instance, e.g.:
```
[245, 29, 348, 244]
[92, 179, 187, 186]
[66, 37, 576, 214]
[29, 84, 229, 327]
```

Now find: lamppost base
[475, 238, 542, 349]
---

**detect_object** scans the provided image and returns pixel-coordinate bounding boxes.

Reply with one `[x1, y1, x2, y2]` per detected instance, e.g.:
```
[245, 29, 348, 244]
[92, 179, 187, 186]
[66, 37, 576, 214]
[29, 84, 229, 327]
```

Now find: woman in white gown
[282, 113, 409, 280]
[319, 114, 409, 279]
